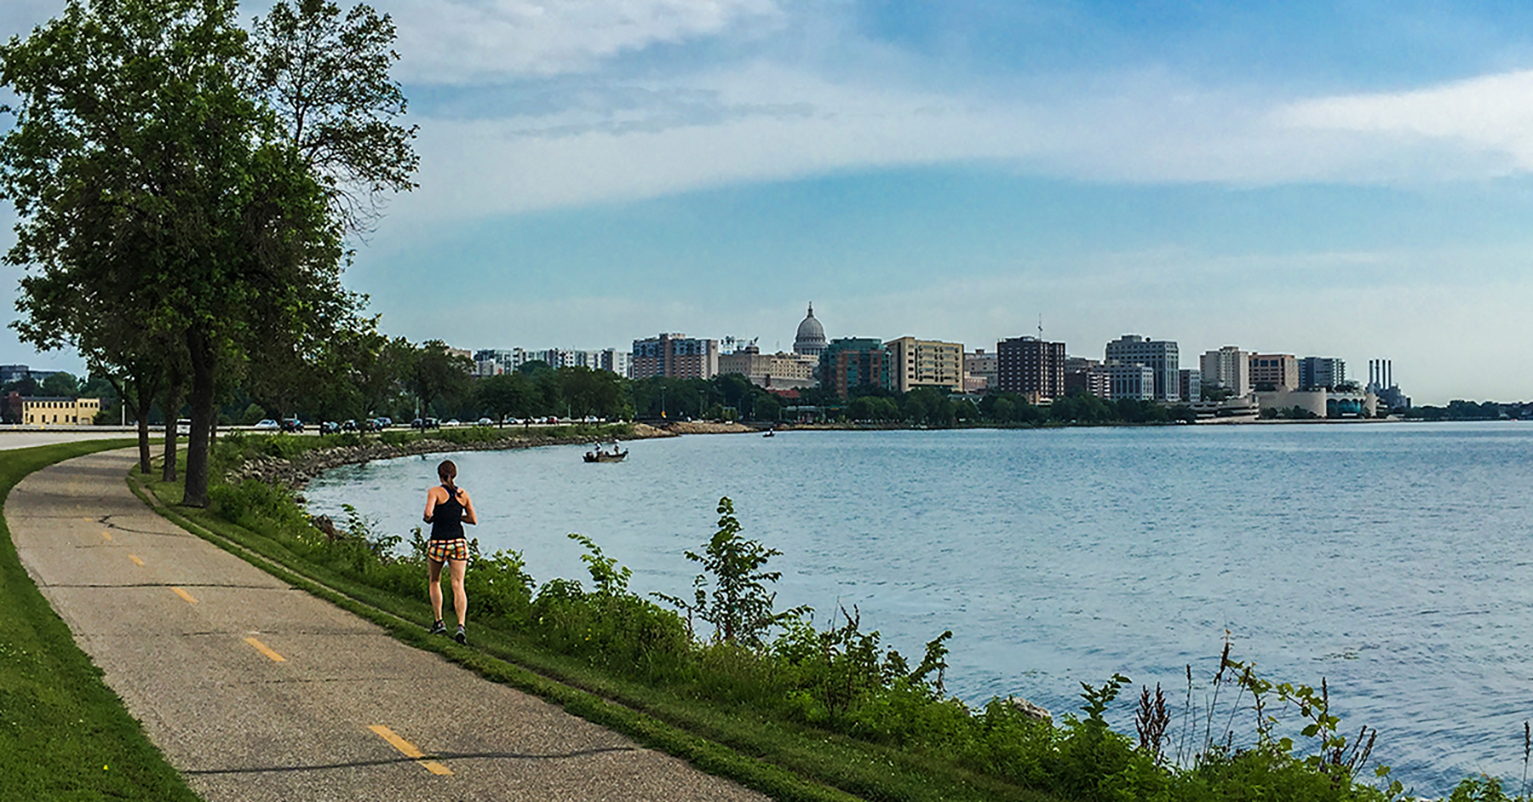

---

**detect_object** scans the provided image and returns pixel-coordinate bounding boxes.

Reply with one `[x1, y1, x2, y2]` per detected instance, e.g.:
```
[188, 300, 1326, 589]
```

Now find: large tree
[2, 0, 416, 506]
[408, 340, 472, 418]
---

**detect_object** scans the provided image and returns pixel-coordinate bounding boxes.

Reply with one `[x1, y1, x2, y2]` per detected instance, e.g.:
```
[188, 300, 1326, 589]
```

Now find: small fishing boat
[583, 443, 628, 463]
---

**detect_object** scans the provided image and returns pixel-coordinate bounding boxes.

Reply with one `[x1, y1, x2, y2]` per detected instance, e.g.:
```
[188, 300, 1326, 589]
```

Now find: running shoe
[454, 625, 467, 645]
[429, 620, 447, 636]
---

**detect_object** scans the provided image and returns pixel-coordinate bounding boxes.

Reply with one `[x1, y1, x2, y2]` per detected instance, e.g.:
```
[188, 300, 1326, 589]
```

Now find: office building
[719, 346, 819, 389]
[1199, 346, 1251, 397]
[996, 337, 1067, 400]
[1064, 357, 1111, 399]
[820, 338, 892, 397]
[1179, 368, 1202, 404]
[1249, 353, 1299, 391]
[886, 337, 964, 393]
[1299, 357, 1346, 390]
[963, 349, 998, 393]
[1105, 335, 1180, 401]
[1104, 364, 1155, 401]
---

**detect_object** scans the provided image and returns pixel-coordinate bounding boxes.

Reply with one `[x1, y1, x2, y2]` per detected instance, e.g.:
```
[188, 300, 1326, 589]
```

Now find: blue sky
[6, 0, 1533, 404]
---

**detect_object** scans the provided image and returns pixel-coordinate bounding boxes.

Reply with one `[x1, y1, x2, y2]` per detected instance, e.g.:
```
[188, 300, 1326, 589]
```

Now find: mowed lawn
[0, 440, 202, 802]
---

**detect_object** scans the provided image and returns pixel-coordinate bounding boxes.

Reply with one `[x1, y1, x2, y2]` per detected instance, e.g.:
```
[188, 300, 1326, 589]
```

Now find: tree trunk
[182, 329, 216, 508]
[106, 374, 155, 474]
[136, 404, 152, 474]
[161, 378, 181, 483]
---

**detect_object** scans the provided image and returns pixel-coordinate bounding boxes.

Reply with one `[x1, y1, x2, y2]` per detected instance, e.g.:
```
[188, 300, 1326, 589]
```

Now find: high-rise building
[1249, 353, 1298, 391]
[600, 349, 632, 379]
[793, 304, 827, 357]
[632, 334, 720, 380]
[1179, 368, 1202, 404]
[819, 338, 892, 397]
[1199, 346, 1250, 397]
[885, 337, 964, 393]
[1298, 357, 1345, 390]
[1104, 364, 1155, 401]
[996, 336, 1066, 400]
[475, 347, 629, 377]
[1064, 357, 1110, 399]
[1105, 335, 1180, 401]
[964, 349, 998, 393]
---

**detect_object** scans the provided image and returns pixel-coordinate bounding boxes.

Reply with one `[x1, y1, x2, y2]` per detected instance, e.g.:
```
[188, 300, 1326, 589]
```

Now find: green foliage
[1448, 776, 1533, 802]
[1080, 672, 1132, 727]
[657, 497, 806, 647]
[568, 533, 633, 596]
[1, 0, 416, 508]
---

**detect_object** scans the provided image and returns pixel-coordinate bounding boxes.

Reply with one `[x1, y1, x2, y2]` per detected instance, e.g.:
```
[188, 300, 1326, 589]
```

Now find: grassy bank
[131, 435, 1520, 802]
[0, 440, 203, 802]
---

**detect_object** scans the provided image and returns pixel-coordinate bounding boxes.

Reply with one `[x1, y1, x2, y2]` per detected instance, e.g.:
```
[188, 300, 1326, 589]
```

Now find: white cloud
[384, 0, 781, 83]
[372, 56, 1533, 233]
[1275, 69, 1533, 176]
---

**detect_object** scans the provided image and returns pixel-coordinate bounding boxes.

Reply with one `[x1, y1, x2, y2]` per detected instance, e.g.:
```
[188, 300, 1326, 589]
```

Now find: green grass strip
[0, 439, 204, 802]
[130, 471, 1062, 802]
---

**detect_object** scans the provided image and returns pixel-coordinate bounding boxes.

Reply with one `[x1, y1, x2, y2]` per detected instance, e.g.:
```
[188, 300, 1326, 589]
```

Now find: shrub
[655, 497, 806, 647]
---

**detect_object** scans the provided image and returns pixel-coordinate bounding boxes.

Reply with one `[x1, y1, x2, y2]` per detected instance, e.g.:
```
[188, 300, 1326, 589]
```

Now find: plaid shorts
[426, 538, 469, 563]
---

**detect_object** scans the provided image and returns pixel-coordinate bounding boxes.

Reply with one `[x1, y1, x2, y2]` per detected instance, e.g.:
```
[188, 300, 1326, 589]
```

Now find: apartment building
[885, 337, 964, 393]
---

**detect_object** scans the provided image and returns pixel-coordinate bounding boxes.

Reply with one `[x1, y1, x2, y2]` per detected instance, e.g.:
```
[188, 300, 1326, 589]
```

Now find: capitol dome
[793, 303, 826, 356]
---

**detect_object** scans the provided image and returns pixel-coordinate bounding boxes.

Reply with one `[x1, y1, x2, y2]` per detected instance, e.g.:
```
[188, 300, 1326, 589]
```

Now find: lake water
[304, 422, 1533, 795]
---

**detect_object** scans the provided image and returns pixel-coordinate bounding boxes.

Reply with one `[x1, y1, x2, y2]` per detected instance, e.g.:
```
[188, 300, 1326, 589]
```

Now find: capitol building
[793, 303, 826, 357]
[716, 303, 826, 389]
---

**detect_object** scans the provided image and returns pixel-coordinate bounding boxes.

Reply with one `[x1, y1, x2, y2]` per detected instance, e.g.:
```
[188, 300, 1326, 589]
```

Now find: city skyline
[6, 1, 1533, 405]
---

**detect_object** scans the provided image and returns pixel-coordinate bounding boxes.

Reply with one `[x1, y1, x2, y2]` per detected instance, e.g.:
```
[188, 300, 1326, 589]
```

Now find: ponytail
[437, 459, 458, 492]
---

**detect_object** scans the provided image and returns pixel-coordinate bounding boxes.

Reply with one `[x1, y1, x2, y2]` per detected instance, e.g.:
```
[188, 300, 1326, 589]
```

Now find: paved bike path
[7, 450, 769, 802]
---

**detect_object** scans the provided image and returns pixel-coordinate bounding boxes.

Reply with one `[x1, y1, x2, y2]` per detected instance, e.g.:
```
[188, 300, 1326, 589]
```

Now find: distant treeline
[1404, 400, 1533, 421]
[12, 351, 1528, 429]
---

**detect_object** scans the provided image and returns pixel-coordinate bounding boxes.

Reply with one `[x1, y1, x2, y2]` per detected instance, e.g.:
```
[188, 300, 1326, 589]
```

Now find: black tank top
[430, 485, 465, 541]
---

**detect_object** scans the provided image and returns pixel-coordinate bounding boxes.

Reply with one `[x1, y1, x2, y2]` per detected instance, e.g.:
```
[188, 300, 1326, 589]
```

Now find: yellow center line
[368, 725, 452, 775]
[243, 636, 286, 663]
[127, 554, 145, 566]
[171, 586, 198, 604]
[100, 531, 112, 542]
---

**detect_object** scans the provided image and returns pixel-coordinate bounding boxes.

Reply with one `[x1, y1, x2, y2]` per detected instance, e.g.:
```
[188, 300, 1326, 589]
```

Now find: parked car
[341, 419, 357, 432]
[445, 418, 460, 426]
[280, 418, 304, 433]
[376, 417, 392, 428]
[360, 418, 382, 432]
[411, 417, 440, 430]
[476, 417, 493, 426]
[253, 419, 280, 431]
[318, 421, 341, 435]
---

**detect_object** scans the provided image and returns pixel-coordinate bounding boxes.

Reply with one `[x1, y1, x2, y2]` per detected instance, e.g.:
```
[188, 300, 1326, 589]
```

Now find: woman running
[423, 459, 476, 643]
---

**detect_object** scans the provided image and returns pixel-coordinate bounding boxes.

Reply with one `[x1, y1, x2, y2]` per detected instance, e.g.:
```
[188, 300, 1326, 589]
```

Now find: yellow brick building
[23, 396, 101, 425]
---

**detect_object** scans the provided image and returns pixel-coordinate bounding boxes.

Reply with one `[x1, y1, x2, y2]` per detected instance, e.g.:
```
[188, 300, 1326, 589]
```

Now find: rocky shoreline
[225, 422, 683, 489]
